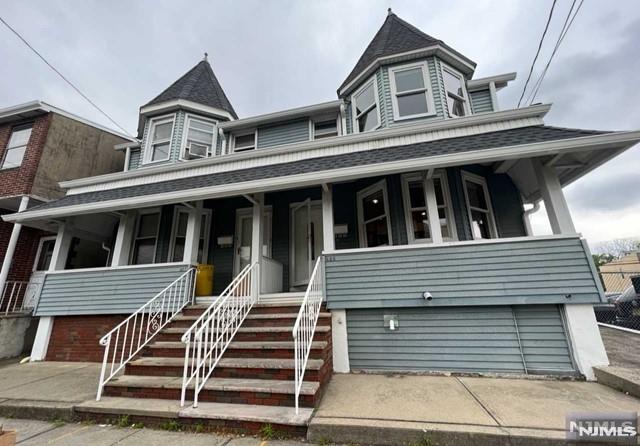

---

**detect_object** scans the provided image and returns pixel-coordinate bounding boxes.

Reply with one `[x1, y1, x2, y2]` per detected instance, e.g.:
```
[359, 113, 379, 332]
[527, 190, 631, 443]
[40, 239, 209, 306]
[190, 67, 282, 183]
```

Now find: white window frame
[442, 64, 470, 118]
[180, 114, 218, 160]
[32, 236, 57, 272]
[129, 208, 161, 264]
[310, 116, 340, 140]
[389, 61, 436, 121]
[401, 171, 457, 244]
[231, 129, 258, 152]
[351, 76, 381, 134]
[356, 179, 393, 247]
[1, 123, 33, 170]
[461, 171, 498, 239]
[168, 206, 212, 263]
[143, 114, 175, 164]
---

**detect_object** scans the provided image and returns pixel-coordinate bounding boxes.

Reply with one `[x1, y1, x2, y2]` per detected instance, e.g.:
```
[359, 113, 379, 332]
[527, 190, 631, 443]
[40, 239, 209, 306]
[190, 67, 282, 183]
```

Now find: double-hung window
[357, 180, 393, 247]
[462, 172, 497, 239]
[168, 207, 212, 263]
[313, 119, 338, 139]
[442, 65, 469, 117]
[183, 116, 216, 159]
[1, 124, 32, 169]
[130, 210, 161, 264]
[352, 78, 380, 133]
[145, 115, 175, 163]
[402, 172, 456, 243]
[233, 131, 256, 152]
[389, 62, 434, 120]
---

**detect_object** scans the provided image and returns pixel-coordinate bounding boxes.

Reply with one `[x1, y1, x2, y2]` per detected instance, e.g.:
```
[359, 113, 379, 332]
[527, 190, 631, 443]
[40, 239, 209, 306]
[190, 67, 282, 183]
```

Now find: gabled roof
[143, 58, 237, 119]
[339, 11, 443, 93]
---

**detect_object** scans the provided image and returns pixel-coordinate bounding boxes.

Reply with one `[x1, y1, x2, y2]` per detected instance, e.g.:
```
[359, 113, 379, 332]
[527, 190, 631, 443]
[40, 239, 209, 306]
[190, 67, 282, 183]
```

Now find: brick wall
[0, 114, 52, 197]
[0, 218, 50, 282]
[46, 315, 127, 362]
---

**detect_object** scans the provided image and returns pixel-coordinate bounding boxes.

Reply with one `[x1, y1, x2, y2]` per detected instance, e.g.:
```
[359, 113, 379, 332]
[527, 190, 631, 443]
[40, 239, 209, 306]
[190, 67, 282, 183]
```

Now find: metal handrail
[1, 281, 29, 315]
[181, 262, 258, 407]
[292, 257, 324, 414]
[96, 267, 196, 400]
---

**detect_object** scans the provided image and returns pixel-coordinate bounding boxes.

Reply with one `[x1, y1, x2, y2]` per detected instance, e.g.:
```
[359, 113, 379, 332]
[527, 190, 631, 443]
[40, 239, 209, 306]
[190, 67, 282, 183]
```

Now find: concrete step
[243, 312, 331, 327]
[146, 340, 328, 359]
[104, 375, 320, 407]
[126, 356, 324, 381]
[156, 324, 331, 342]
[76, 397, 312, 435]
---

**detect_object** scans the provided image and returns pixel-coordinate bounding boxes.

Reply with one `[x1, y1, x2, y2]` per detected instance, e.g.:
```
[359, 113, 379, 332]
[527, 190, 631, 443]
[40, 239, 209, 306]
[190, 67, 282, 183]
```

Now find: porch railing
[181, 262, 258, 407]
[1, 281, 29, 315]
[292, 256, 324, 414]
[96, 267, 196, 400]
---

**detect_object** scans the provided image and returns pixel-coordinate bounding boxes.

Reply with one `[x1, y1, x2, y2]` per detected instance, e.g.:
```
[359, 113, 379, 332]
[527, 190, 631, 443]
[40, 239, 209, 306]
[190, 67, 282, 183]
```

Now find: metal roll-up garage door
[346, 304, 575, 374]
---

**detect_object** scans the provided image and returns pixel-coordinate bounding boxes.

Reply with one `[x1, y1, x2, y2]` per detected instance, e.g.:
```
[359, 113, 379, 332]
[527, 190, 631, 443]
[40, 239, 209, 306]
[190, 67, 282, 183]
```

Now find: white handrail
[96, 267, 196, 400]
[181, 262, 258, 407]
[292, 257, 324, 414]
[1, 281, 29, 315]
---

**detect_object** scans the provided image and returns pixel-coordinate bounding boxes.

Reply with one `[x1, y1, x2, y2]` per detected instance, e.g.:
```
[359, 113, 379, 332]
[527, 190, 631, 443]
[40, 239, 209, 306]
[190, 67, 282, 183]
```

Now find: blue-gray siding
[128, 148, 142, 170]
[346, 304, 574, 374]
[470, 89, 494, 114]
[325, 236, 603, 309]
[35, 264, 191, 316]
[257, 119, 309, 149]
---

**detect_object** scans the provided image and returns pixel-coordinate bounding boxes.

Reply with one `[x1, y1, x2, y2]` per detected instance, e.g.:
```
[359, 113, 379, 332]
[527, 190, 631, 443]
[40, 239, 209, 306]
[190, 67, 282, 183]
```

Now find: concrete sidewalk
[308, 374, 640, 445]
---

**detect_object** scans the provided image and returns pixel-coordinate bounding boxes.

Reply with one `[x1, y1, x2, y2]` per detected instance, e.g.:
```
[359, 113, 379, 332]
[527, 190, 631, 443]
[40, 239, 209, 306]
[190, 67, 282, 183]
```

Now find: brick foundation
[45, 315, 127, 362]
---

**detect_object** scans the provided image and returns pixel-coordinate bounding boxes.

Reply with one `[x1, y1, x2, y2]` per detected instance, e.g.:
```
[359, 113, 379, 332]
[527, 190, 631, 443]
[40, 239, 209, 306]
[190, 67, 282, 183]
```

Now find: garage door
[346, 305, 575, 374]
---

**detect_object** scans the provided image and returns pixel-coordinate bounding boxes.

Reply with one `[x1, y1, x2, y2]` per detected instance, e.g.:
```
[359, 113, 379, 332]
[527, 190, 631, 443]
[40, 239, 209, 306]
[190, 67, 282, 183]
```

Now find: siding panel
[35, 264, 191, 316]
[257, 119, 309, 149]
[325, 236, 602, 309]
[470, 89, 494, 114]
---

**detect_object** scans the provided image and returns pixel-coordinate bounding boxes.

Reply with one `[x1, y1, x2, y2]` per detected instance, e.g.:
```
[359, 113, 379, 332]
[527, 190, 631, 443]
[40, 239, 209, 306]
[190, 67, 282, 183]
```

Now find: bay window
[390, 62, 434, 120]
[442, 65, 469, 117]
[352, 78, 380, 133]
[145, 115, 175, 163]
[183, 115, 216, 159]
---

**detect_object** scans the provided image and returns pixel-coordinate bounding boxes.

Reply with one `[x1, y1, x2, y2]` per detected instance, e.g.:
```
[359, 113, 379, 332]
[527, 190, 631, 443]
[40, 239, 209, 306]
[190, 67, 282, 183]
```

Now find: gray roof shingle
[144, 59, 237, 119]
[29, 126, 606, 212]
[339, 12, 443, 93]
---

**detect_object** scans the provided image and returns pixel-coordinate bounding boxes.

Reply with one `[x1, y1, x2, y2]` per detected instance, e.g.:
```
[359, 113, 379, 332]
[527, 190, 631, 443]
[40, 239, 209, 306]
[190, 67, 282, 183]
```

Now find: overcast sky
[1, 0, 639, 247]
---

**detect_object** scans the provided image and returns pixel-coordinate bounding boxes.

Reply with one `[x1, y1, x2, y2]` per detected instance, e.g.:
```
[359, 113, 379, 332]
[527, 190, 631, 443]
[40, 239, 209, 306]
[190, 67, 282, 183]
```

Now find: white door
[23, 236, 56, 309]
[290, 200, 323, 287]
[233, 208, 272, 275]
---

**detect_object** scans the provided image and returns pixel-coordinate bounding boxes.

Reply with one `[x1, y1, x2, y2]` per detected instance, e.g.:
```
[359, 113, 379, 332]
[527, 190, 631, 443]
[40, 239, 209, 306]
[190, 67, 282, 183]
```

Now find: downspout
[101, 243, 112, 266]
[522, 200, 540, 236]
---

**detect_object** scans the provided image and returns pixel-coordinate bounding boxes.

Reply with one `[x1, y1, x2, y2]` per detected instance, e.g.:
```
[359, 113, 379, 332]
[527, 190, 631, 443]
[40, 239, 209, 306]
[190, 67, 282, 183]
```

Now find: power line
[517, 0, 558, 108]
[526, 0, 584, 105]
[0, 15, 133, 137]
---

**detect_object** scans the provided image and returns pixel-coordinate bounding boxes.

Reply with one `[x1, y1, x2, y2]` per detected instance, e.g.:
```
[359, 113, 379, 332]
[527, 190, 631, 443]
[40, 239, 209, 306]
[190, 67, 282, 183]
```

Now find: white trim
[323, 233, 580, 256]
[219, 100, 341, 131]
[351, 76, 382, 134]
[311, 117, 340, 140]
[289, 199, 322, 287]
[598, 323, 640, 336]
[461, 171, 498, 239]
[32, 236, 57, 272]
[467, 72, 517, 91]
[8, 129, 640, 224]
[339, 45, 476, 96]
[331, 309, 350, 373]
[142, 114, 176, 164]
[356, 179, 393, 248]
[58, 105, 551, 191]
[179, 114, 218, 161]
[139, 99, 234, 121]
[489, 81, 499, 112]
[45, 261, 190, 275]
[441, 64, 471, 118]
[233, 206, 272, 275]
[401, 170, 457, 244]
[129, 208, 161, 265]
[564, 304, 609, 380]
[168, 206, 212, 263]
[30, 316, 54, 361]
[389, 61, 437, 121]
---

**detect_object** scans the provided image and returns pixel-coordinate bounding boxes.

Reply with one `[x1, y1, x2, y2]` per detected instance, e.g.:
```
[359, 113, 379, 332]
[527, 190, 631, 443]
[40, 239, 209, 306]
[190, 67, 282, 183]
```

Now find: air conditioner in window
[185, 142, 208, 159]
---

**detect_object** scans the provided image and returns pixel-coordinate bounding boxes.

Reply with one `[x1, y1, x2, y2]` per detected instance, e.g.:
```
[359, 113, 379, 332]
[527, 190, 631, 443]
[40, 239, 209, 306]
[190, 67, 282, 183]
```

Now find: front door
[290, 199, 323, 287]
[233, 208, 272, 275]
[23, 236, 56, 309]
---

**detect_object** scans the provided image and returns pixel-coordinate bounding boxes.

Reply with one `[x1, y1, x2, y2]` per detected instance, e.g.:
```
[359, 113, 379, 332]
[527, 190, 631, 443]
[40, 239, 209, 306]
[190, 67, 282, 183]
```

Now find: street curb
[0, 400, 76, 422]
[308, 417, 575, 446]
[594, 366, 640, 400]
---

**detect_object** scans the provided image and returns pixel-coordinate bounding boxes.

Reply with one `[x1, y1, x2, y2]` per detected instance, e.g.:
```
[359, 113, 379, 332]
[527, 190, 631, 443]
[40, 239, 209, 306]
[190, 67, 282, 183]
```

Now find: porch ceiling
[4, 125, 639, 223]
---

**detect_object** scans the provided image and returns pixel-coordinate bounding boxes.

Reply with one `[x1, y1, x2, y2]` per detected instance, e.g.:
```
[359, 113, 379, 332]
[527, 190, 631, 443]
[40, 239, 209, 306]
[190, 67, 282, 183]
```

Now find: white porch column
[31, 222, 73, 361]
[564, 304, 609, 380]
[251, 193, 264, 299]
[424, 173, 443, 244]
[111, 211, 137, 266]
[183, 201, 203, 265]
[532, 158, 576, 234]
[321, 184, 335, 252]
[0, 196, 29, 298]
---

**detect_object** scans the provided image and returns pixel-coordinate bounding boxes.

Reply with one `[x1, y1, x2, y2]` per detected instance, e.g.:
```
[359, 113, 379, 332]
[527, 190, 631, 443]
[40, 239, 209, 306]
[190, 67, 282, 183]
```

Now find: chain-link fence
[594, 271, 640, 332]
